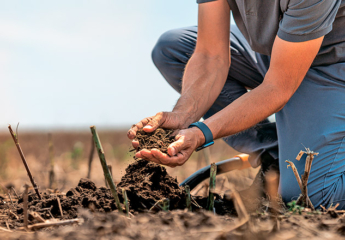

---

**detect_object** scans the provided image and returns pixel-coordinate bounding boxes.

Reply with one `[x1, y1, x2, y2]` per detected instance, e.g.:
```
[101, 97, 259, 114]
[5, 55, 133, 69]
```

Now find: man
[128, 0, 345, 208]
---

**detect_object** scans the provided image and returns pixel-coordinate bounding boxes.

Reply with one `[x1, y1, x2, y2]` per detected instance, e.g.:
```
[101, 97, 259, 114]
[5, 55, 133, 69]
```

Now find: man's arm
[173, 0, 231, 125]
[203, 35, 324, 140]
[139, 35, 324, 167]
[127, 0, 231, 140]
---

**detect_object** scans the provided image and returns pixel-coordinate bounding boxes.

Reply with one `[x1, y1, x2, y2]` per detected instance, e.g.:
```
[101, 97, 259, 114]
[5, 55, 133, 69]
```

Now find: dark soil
[135, 128, 175, 154]
[2, 208, 345, 240]
[0, 159, 194, 229]
[0, 178, 120, 229]
[117, 159, 186, 211]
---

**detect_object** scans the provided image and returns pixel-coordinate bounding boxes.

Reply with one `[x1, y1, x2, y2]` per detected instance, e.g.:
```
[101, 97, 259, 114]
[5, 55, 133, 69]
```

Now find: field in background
[0, 129, 258, 194]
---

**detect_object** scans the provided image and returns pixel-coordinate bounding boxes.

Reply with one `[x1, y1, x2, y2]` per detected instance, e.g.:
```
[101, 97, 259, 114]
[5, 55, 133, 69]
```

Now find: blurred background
[0, 0, 201, 130]
[0, 1, 257, 194]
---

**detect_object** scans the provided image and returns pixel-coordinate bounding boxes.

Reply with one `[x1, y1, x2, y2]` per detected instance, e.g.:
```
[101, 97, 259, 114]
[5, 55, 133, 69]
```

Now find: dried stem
[23, 184, 29, 230]
[8, 125, 41, 200]
[286, 160, 314, 210]
[0, 226, 12, 232]
[185, 185, 192, 211]
[7, 192, 14, 209]
[122, 189, 129, 217]
[29, 212, 45, 223]
[106, 165, 113, 188]
[90, 126, 122, 213]
[11, 187, 19, 199]
[27, 218, 82, 230]
[207, 163, 217, 211]
[9, 210, 19, 220]
[227, 186, 249, 222]
[87, 136, 95, 179]
[48, 133, 55, 189]
[56, 196, 63, 217]
[265, 171, 279, 214]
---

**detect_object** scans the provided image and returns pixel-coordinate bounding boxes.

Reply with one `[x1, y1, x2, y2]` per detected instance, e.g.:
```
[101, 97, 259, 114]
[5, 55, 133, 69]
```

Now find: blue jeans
[152, 25, 345, 209]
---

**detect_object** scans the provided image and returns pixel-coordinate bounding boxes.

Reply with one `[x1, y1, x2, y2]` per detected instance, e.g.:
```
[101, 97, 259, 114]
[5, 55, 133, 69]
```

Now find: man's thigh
[152, 25, 268, 92]
[277, 62, 345, 208]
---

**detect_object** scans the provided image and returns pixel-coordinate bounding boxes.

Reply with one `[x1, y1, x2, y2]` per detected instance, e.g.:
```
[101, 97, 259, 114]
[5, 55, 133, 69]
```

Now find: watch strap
[188, 122, 214, 151]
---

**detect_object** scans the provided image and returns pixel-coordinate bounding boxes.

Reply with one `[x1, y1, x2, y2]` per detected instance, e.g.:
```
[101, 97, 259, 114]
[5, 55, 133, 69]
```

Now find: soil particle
[135, 128, 175, 154]
[117, 159, 186, 211]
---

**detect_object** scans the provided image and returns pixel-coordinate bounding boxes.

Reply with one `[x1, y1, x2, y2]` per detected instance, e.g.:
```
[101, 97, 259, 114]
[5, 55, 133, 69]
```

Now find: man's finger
[127, 117, 152, 139]
[143, 112, 166, 132]
[132, 140, 139, 149]
[140, 149, 162, 165]
[167, 136, 186, 157]
[151, 149, 172, 165]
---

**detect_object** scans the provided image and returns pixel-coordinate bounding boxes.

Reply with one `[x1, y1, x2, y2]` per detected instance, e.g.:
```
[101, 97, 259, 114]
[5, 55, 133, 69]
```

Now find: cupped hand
[135, 127, 205, 167]
[127, 111, 189, 149]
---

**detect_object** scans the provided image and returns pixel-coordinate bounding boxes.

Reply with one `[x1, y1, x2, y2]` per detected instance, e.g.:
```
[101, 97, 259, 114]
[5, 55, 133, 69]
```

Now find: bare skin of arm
[129, 2, 324, 167]
[128, 1, 230, 148]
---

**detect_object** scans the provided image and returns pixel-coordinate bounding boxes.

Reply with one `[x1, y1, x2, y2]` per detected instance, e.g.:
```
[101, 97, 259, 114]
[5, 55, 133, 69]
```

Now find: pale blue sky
[0, 1, 237, 130]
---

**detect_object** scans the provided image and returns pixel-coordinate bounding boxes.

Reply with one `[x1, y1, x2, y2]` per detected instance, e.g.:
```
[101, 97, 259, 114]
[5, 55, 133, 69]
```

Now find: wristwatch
[188, 122, 214, 151]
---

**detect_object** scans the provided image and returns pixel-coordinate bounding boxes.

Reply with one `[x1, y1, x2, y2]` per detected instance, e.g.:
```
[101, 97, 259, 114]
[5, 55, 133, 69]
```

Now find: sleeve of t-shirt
[277, 0, 342, 42]
[197, 0, 217, 4]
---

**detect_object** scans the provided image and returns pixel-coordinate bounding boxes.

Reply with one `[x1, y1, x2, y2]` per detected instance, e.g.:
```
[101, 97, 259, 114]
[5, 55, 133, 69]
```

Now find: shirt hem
[277, 25, 333, 43]
[197, 0, 217, 4]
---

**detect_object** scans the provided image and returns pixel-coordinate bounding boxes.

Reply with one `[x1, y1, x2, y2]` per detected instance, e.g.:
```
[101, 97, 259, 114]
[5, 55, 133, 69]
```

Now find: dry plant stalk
[223, 185, 249, 233]
[0, 226, 12, 232]
[106, 165, 113, 188]
[9, 210, 19, 220]
[286, 148, 318, 210]
[122, 189, 129, 217]
[23, 184, 29, 230]
[87, 136, 95, 179]
[8, 125, 41, 200]
[265, 171, 279, 214]
[207, 163, 217, 211]
[48, 133, 55, 189]
[29, 212, 45, 223]
[56, 196, 63, 217]
[11, 187, 19, 199]
[27, 218, 82, 230]
[286, 160, 314, 209]
[90, 126, 123, 213]
[185, 185, 192, 211]
[149, 198, 170, 212]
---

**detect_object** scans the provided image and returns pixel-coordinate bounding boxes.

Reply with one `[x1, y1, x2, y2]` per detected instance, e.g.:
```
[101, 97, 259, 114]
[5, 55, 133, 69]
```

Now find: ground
[1, 129, 344, 239]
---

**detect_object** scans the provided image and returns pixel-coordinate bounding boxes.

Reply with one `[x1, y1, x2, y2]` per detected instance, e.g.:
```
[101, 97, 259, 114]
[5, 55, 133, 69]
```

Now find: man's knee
[152, 28, 182, 69]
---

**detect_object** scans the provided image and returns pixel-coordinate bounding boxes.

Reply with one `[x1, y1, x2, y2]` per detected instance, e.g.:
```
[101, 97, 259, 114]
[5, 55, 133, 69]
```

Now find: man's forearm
[203, 71, 291, 140]
[172, 51, 230, 128]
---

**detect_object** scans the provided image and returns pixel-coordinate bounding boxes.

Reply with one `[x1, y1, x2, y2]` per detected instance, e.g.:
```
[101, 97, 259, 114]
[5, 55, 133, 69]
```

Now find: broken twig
[207, 163, 217, 211]
[8, 125, 41, 200]
[90, 126, 122, 213]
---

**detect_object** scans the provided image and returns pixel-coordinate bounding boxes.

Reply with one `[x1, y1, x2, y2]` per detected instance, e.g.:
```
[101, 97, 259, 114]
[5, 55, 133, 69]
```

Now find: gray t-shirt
[197, 0, 345, 67]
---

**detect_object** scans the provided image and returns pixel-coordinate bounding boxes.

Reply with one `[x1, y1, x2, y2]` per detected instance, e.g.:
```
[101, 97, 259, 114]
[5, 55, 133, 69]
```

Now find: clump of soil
[118, 159, 186, 211]
[135, 128, 175, 154]
[0, 160, 190, 228]
[0, 178, 120, 229]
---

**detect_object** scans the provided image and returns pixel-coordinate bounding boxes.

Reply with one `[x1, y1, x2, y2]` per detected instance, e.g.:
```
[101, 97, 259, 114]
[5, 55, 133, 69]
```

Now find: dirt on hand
[135, 128, 175, 154]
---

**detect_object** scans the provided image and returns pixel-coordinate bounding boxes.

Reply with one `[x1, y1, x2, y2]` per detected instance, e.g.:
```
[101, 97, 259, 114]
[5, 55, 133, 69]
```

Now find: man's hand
[135, 127, 205, 167]
[127, 111, 190, 149]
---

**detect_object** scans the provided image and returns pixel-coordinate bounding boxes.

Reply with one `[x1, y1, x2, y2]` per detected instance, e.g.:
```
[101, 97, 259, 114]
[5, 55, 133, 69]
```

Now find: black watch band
[188, 122, 214, 151]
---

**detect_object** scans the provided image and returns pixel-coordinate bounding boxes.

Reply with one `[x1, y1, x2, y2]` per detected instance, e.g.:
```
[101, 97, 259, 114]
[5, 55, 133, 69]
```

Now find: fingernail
[171, 148, 176, 156]
[144, 125, 153, 129]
